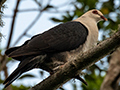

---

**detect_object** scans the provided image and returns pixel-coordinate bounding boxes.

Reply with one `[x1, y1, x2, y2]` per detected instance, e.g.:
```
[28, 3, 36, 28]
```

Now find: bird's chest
[83, 25, 98, 51]
[86, 21, 98, 44]
[66, 26, 98, 61]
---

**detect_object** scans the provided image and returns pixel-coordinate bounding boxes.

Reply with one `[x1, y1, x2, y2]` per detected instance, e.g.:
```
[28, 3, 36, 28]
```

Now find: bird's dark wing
[5, 21, 88, 59]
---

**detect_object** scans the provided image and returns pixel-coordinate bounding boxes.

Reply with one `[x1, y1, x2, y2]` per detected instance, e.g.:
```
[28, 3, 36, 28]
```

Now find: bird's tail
[5, 47, 20, 56]
[3, 56, 34, 88]
[3, 63, 35, 88]
[3, 67, 22, 88]
[3, 55, 46, 88]
[3, 61, 36, 88]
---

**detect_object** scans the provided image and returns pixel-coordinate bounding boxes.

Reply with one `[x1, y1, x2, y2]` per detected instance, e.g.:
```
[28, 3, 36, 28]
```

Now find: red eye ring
[92, 10, 98, 14]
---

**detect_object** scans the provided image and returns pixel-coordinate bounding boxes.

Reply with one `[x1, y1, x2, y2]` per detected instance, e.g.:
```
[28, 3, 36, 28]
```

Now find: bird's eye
[92, 10, 98, 14]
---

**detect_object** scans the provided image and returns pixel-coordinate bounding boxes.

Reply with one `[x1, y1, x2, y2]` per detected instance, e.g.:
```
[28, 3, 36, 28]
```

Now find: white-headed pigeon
[3, 9, 107, 88]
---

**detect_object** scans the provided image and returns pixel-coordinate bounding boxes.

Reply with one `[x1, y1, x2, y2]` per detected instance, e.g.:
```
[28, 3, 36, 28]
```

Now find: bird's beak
[100, 16, 107, 21]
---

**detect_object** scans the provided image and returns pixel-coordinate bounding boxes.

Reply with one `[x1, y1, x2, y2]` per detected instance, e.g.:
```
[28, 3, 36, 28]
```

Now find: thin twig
[18, 9, 41, 12]
[3, 15, 13, 18]
[6, 0, 20, 49]
[47, 10, 75, 13]
[13, 12, 42, 46]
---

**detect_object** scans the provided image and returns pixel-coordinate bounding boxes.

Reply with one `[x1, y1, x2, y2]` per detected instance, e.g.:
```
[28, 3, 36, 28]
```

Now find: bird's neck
[73, 15, 98, 33]
[73, 15, 97, 26]
[73, 15, 99, 50]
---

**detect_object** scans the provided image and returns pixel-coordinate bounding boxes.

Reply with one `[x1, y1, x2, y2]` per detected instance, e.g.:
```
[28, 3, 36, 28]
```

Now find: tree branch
[29, 27, 120, 90]
[100, 47, 120, 90]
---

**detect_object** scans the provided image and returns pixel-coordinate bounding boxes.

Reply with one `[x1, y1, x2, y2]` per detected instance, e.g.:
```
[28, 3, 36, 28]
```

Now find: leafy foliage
[0, 2, 6, 27]
[11, 85, 30, 90]
[82, 70, 104, 90]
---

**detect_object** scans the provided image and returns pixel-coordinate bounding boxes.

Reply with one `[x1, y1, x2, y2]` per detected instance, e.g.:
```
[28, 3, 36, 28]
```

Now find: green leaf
[82, 70, 105, 90]
[51, 17, 62, 22]
[11, 85, 30, 90]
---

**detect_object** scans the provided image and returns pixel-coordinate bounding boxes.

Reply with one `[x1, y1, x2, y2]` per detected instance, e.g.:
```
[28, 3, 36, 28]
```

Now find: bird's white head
[83, 9, 107, 23]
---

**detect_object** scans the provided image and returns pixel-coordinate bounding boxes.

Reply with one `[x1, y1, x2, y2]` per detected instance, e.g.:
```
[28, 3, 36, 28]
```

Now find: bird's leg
[52, 64, 64, 73]
[50, 65, 87, 88]
[52, 64, 88, 86]
[49, 65, 65, 89]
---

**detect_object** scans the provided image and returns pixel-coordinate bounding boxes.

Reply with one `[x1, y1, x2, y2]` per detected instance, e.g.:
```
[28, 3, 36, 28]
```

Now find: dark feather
[3, 56, 39, 88]
[6, 21, 88, 59]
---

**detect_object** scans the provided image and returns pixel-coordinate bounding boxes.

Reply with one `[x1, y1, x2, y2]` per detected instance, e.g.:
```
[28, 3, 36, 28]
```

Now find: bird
[3, 9, 107, 88]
